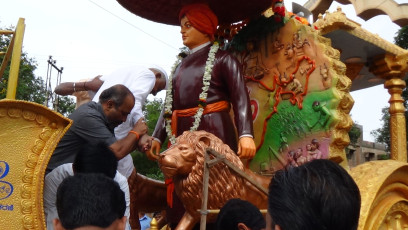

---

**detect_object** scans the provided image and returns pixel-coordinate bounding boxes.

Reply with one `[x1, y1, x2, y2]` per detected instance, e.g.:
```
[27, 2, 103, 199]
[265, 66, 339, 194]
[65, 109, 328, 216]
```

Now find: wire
[87, 0, 179, 51]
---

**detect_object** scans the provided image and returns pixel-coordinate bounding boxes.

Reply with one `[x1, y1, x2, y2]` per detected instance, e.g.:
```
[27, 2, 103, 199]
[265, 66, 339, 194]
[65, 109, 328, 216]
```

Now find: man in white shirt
[54, 64, 168, 178]
[44, 142, 131, 230]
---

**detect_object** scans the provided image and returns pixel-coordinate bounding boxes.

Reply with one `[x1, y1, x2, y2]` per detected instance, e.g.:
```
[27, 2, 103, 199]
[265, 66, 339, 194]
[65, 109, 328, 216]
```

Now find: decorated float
[1, 0, 408, 229]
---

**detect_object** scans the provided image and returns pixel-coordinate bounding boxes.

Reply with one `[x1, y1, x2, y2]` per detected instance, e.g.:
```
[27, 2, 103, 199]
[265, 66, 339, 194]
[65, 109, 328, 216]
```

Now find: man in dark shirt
[47, 84, 149, 173]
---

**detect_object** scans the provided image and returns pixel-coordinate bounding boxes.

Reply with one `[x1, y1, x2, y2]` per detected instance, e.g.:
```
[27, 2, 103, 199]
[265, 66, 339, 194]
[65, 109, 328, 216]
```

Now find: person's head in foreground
[73, 142, 117, 178]
[216, 198, 266, 230]
[178, 3, 218, 49]
[53, 173, 126, 230]
[268, 159, 361, 230]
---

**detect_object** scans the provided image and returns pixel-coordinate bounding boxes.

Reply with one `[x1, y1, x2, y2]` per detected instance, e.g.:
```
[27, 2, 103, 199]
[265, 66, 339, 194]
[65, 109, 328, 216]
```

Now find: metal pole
[53, 67, 63, 111]
[199, 149, 211, 230]
[198, 148, 269, 230]
[207, 148, 269, 195]
[44, 56, 51, 106]
[44, 56, 63, 109]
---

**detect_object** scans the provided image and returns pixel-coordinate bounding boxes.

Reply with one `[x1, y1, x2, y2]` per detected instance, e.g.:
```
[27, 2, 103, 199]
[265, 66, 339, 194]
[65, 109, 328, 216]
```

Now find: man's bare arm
[109, 118, 148, 159]
[54, 75, 103, 95]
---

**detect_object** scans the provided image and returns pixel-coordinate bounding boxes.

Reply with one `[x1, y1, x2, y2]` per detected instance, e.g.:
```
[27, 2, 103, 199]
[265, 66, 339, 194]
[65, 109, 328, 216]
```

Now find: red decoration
[245, 56, 316, 150]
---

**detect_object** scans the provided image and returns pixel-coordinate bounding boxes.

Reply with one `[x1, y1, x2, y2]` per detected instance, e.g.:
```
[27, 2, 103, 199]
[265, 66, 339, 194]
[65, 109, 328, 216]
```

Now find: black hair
[215, 198, 266, 230]
[73, 142, 117, 179]
[56, 173, 126, 229]
[99, 84, 134, 107]
[268, 159, 361, 230]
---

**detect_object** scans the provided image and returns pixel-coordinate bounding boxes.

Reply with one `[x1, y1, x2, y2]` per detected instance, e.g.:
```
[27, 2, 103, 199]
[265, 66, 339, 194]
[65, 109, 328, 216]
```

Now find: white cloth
[92, 65, 157, 178]
[43, 164, 131, 230]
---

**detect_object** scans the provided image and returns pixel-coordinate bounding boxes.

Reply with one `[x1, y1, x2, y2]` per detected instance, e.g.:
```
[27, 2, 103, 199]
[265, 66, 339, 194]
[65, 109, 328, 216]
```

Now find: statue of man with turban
[149, 3, 256, 159]
[148, 4, 257, 228]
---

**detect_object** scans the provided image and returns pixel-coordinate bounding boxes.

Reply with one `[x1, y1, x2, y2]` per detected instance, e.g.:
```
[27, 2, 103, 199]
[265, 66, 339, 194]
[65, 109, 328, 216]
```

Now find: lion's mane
[174, 131, 247, 217]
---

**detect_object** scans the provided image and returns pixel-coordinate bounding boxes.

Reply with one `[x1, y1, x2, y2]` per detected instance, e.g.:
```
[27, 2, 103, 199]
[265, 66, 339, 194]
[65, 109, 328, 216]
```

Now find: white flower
[164, 43, 219, 144]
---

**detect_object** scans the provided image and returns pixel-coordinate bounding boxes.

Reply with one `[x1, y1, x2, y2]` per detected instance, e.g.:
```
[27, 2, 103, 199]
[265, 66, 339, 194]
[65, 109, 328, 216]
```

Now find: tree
[0, 23, 75, 116]
[394, 26, 408, 50]
[56, 96, 76, 117]
[370, 107, 391, 151]
[348, 122, 362, 147]
[371, 25, 408, 150]
[132, 98, 167, 180]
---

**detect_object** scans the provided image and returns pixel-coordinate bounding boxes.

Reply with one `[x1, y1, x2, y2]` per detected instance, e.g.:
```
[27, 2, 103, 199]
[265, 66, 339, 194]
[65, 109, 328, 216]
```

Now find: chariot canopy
[116, 0, 271, 25]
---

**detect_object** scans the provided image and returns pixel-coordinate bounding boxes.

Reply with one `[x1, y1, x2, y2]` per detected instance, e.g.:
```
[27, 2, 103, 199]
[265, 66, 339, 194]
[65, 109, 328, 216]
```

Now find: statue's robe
[153, 44, 253, 153]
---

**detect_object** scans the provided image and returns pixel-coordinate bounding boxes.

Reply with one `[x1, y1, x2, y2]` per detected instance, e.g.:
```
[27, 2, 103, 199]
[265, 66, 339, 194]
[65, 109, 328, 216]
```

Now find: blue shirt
[139, 214, 152, 230]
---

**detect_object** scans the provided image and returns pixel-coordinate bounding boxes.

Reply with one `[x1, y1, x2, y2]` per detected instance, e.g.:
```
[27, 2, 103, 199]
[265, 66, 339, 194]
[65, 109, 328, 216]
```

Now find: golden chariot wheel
[351, 160, 408, 230]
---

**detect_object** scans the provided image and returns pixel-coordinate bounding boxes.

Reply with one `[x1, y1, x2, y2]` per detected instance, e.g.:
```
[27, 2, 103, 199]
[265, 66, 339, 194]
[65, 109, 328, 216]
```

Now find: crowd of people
[49, 159, 361, 230]
[45, 3, 361, 230]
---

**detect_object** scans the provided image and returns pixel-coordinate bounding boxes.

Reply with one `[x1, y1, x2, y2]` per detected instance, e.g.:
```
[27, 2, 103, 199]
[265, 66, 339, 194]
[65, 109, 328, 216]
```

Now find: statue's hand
[146, 139, 161, 161]
[237, 137, 256, 159]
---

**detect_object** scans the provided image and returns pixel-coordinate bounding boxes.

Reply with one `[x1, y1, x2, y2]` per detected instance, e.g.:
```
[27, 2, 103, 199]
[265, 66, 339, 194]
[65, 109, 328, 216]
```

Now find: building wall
[346, 125, 389, 168]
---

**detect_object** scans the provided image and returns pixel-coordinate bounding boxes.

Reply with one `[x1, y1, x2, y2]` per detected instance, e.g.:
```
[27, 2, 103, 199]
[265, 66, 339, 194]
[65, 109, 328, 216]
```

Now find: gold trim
[0, 99, 71, 229]
[350, 160, 408, 229]
[314, 7, 407, 56]
[304, 0, 408, 27]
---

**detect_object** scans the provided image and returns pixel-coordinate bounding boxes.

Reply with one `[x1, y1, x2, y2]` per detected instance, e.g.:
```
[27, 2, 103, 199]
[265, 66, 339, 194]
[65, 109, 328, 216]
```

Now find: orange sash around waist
[171, 100, 230, 136]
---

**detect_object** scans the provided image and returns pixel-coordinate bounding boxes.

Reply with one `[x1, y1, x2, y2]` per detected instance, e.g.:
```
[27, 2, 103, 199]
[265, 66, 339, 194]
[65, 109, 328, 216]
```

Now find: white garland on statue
[164, 42, 220, 144]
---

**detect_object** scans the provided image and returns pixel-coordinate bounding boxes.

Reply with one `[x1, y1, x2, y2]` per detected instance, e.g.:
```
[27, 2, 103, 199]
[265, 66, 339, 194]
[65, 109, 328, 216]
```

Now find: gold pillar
[371, 53, 408, 162]
[6, 18, 25, 99]
[385, 78, 406, 161]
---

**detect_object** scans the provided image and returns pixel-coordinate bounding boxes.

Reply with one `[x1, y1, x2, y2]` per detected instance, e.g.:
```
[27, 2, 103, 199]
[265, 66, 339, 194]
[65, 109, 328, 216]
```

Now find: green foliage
[131, 151, 164, 181]
[348, 123, 362, 146]
[143, 98, 163, 134]
[377, 154, 390, 160]
[396, 26, 408, 109]
[395, 26, 408, 49]
[0, 29, 45, 103]
[133, 98, 167, 180]
[56, 96, 76, 117]
[0, 23, 75, 116]
[143, 98, 169, 151]
[371, 107, 391, 151]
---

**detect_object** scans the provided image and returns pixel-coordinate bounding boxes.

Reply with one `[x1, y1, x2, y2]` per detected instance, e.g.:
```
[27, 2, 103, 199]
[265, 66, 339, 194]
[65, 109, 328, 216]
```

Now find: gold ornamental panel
[0, 99, 71, 229]
[350, 160, 408, 230]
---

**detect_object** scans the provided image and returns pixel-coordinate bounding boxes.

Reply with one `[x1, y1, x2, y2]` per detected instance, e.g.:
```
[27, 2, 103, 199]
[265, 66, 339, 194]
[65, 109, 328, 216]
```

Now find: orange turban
[179, 4, 218, 40]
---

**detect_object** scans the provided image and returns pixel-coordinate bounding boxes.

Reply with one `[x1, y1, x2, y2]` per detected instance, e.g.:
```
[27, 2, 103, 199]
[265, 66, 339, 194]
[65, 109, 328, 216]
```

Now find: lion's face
[159, 141, 197, 178]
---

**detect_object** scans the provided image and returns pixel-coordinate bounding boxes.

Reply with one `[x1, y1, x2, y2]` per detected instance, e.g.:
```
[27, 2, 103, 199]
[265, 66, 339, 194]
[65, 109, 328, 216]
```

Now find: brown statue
[127, 170, 168, 229]
[159, 130, 270, 230]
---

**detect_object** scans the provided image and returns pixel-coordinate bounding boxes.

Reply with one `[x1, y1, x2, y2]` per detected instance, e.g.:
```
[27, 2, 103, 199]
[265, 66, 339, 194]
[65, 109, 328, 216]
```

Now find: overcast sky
[1, 0, 406, 141]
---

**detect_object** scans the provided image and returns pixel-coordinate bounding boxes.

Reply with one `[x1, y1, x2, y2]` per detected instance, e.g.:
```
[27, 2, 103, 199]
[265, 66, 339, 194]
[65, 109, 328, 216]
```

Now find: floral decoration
[164, 42, 220, 144]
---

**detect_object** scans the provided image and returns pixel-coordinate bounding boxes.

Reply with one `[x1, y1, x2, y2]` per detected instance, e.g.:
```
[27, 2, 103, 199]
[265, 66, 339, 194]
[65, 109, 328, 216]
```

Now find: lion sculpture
[159, 130, 271, 230]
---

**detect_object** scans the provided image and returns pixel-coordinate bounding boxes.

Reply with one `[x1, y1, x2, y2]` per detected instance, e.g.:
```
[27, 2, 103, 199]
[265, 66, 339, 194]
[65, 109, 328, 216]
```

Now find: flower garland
[164, 42, 219, 144]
